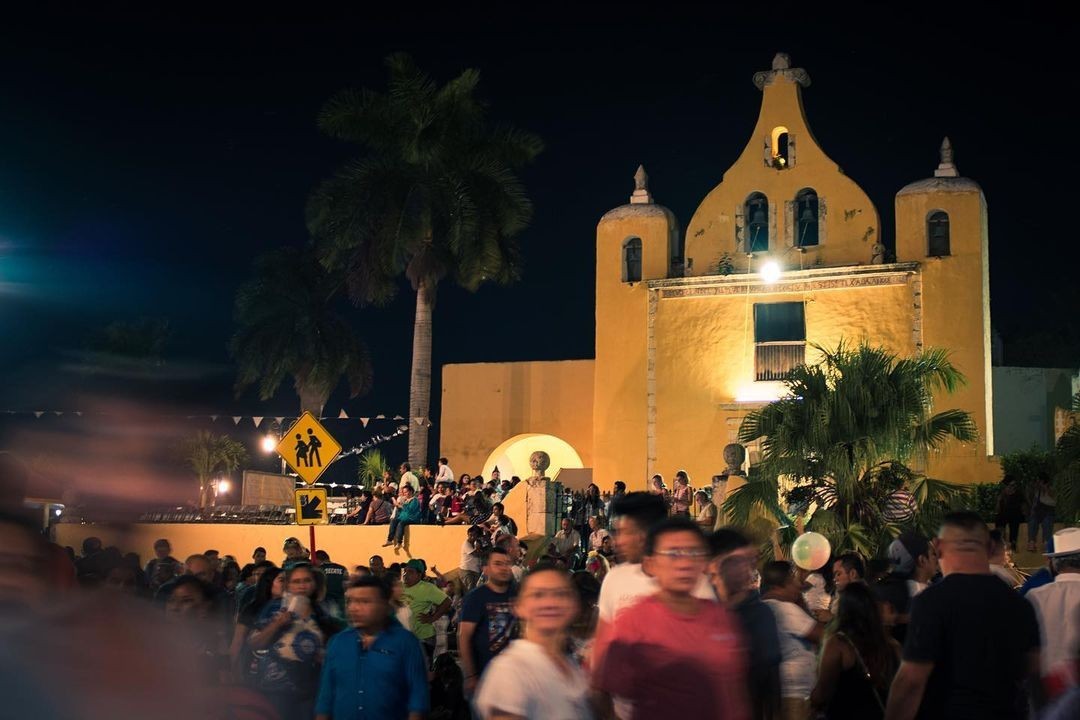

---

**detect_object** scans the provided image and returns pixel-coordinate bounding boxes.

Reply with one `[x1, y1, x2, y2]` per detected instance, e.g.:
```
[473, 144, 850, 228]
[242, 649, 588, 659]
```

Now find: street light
[760, 259, 781, 284]
[211, 476, 231, 507]
[261, 421, 287, 476]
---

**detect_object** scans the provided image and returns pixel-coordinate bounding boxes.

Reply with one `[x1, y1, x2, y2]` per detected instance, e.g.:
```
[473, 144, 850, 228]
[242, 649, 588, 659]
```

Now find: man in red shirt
[592, 516, 750, 719]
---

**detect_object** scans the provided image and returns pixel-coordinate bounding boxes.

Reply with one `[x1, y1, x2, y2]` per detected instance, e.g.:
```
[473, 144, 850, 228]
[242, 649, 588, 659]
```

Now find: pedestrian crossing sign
[275, 411, 342, 485]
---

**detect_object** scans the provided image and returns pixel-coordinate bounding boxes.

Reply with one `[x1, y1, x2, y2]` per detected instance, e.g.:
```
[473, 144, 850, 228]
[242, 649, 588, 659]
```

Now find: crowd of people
[341, 460, 522, 545]
[2, 448, 1079, 719]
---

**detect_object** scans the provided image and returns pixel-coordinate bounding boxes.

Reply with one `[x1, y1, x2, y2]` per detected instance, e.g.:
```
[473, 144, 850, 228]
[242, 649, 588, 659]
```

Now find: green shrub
[971, 483, 1000, 523]
[1000, 447, 1055, 494]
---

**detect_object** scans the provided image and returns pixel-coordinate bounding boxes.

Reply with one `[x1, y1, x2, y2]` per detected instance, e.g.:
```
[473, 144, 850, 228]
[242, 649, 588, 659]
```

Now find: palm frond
[912, 409, 979, 449]
[721, 474, 791, 528]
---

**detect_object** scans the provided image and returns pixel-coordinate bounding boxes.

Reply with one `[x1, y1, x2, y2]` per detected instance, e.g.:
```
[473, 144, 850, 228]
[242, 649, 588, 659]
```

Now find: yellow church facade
[440, 54, 999, 491]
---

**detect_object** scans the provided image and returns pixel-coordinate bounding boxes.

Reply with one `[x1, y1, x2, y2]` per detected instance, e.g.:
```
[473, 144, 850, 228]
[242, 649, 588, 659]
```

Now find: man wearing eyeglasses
[592, 516, 750, 719]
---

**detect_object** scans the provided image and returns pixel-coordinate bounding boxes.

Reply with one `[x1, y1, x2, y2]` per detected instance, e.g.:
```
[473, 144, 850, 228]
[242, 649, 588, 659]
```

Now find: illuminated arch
[482, 433, 585, 483]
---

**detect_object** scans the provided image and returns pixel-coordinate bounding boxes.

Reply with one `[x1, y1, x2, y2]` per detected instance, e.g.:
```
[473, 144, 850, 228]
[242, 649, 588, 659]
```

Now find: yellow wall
[439, 360, 594, 477]
[55, 522, 470, 574]
[649, 278, 918, 490]
[685, 64, 880, 277]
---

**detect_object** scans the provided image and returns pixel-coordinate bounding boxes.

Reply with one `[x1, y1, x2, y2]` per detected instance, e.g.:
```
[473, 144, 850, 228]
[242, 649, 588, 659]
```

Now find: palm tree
[231, 246, 373, 416]
[1054, 392, 1080, 523]
[725, 342, 978, 557]
[181, 430, 248, 509]
[357, 448, 392, 490]
[307, 53, 542, 466]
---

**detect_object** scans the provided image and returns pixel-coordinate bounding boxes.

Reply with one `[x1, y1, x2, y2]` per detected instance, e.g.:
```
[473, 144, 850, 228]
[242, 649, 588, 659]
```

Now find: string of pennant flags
[336, 424, 411, 460]
[0, 410, 433, 429]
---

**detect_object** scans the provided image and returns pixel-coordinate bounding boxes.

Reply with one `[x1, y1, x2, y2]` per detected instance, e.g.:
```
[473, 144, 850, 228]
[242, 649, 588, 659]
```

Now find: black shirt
[734, 590, 782, 719]
[460, 584, 517, 675]
[904, 573, 1040, 719]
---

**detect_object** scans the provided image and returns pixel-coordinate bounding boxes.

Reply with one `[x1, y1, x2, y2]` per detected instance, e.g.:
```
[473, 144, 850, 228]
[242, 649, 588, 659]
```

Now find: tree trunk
[408, 279, 434, 467]
[295, 380, 327, 418]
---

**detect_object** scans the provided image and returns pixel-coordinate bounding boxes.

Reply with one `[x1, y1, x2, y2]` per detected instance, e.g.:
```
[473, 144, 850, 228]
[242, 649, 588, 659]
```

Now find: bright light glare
[260, 435, 276, 453]
[760, 260, 781, 284]
[735, 382, 788, 403]
[54, 508, 62, 517]
[216, 479, 231, 494]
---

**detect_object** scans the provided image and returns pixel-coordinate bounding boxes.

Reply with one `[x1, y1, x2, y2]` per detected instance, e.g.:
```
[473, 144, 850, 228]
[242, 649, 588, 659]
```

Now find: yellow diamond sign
[275, 411, 341, 485]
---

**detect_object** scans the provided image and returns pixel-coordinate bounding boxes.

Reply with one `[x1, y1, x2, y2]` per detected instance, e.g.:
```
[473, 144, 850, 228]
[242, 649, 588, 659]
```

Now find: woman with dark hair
[569, 570, 601, 667]
[364, 490, 393, 525]
[346, 489, 373, 525]
[583, 484, 604, 522]
[418, 479, 433, 524]
[810, 581, 900, 719]
[231, 566, 283, 682]
[248, 564, 341, 719]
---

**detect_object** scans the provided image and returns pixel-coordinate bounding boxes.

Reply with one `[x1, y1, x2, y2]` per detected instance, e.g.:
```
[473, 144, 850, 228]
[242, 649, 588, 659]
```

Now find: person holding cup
[248, 563, 342, 720]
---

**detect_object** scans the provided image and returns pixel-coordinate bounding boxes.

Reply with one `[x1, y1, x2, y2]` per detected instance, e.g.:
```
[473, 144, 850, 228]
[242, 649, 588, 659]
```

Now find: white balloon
[791, 532, 832, 571]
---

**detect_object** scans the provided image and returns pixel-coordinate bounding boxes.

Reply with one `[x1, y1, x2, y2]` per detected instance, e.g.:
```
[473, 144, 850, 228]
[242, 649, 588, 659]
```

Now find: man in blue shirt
[316, 575, 429, 720]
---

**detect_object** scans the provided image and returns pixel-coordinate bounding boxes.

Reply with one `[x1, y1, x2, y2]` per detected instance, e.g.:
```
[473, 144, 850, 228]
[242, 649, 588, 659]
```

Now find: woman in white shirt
[475, 564, 594, 719]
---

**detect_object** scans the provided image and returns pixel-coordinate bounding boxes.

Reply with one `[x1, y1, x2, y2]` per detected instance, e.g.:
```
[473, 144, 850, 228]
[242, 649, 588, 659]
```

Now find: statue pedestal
[522, 476, 555, 539]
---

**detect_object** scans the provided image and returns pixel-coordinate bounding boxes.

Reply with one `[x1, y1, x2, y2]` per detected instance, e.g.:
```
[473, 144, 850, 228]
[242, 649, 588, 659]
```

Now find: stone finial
[630, 164, 653, 204]
[934, 136, 959, 177]
[753, 52, 810, 90]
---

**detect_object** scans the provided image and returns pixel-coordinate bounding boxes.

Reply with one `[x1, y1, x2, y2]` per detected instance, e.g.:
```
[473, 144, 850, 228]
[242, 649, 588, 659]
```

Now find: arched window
[745, 193, 769, 253]
[623, 237, 642, 282]
[927, 211, 950, 257]
[770, 126, 790, 168]
[795, 188, 819, 247]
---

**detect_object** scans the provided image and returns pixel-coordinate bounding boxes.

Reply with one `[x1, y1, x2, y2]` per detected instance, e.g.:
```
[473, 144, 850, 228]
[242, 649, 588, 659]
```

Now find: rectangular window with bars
[754, 302, 806, 381]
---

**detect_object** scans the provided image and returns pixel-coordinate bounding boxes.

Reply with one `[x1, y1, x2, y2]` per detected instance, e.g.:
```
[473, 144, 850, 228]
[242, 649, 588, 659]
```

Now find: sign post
[275, 413, 340, 562]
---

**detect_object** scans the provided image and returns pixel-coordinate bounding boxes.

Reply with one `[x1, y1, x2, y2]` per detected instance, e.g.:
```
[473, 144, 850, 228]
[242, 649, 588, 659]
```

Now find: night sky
[1, 7, 1075, 484]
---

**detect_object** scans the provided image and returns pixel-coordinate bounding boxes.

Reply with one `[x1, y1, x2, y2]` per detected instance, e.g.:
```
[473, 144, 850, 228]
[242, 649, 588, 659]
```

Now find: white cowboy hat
[1045, 527, 1080, 557]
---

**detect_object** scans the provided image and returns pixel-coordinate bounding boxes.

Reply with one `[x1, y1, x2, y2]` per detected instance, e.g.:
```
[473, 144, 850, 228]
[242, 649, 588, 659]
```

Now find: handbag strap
[835, 631, 886, 713]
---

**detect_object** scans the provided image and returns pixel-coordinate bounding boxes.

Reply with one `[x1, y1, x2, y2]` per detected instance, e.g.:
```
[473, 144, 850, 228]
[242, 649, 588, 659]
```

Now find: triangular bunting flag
[232, 416, 242, 425]
[53, 411, 63, 416]
[34, 411, 44, 418]
[210, 415, 219, 422]
[393, 415, 404, 420]
[275, 417, 284, 425]
[415, 417, 425, 426]
[253, 416, 263, 427]
[375, 414, 385, 419]
[74, 411, 82, 417]
[338, 410, 348, 419]
[360, 418, 370, 428]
